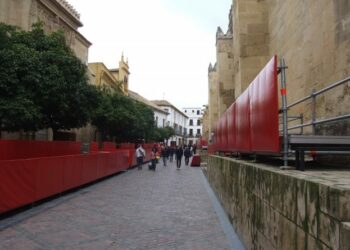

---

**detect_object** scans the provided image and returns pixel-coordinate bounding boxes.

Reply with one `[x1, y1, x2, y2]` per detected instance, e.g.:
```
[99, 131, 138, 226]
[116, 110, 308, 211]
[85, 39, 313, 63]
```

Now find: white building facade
[152, 100, 188, 146]
[182, 107, 203, 145]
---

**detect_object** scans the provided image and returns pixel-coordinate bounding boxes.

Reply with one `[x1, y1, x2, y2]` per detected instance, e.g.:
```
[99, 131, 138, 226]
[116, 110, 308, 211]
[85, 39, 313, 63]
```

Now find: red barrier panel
[35, 157, 65, 201]
[0, 140, 81, 160]
[250, 56, 279, 153]
[81, 154, 98, 185]
[95, 153, 106, 179]
[221, 112, 228, 151]
[63, 155, 83, 191]
[103, 142, 116, 152]
[236, 90, 251, 152]
[215, 120, 221, 151]
[227, 103, 236, 151]
[0, 160, 36, 213]
[90, 142, 99, 152]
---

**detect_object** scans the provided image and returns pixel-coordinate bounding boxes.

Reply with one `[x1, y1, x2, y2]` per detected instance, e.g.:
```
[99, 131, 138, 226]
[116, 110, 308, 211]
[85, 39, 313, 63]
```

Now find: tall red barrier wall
[215, 121, 221, 151]
[213, 55, 279, 154]
[249, 56, 279, 153]
[236, 90, 251, 152]
[227, 103, 236, 151]
[220, 113, 228, 151]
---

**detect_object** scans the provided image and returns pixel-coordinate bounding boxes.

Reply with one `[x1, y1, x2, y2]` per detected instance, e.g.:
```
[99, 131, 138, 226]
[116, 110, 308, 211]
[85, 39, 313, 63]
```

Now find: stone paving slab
[0, 158, 245, 250]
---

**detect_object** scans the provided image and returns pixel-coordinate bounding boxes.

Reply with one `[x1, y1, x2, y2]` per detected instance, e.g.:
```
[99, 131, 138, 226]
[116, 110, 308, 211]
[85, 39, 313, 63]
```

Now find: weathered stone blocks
[206, 155, 350, 249]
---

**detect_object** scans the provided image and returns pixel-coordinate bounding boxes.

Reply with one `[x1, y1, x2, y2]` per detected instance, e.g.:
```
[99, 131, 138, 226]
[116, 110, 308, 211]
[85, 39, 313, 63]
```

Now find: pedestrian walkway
[0, 157, 245, 250]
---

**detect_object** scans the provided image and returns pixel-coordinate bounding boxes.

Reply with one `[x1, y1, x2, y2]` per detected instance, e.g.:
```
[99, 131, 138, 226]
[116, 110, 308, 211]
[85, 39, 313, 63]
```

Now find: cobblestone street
[0, 158, 244, 250]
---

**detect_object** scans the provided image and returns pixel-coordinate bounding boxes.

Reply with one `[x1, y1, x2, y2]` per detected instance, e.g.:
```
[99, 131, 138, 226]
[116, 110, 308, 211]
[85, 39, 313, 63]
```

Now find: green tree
[0, 23, 97, 135]
[91, 91, 155, 143]
[152, 126, 175, 142]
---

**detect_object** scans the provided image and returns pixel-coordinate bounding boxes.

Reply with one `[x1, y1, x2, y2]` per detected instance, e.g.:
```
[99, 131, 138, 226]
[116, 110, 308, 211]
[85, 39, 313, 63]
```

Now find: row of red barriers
[213, 56, 280, 154]
[0, 140, 81, 160]
[0, 139, 161, 214]
[0, 150, 130, 214]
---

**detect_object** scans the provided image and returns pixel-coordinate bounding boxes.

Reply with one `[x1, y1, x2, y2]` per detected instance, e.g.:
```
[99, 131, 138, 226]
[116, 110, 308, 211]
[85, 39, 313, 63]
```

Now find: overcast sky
[68, 0, 231, 109]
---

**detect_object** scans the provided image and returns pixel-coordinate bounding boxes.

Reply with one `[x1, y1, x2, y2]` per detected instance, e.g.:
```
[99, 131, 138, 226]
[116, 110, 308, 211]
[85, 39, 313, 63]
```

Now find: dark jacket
[184, 147, 191, 157]
[175, 147, 183, 158]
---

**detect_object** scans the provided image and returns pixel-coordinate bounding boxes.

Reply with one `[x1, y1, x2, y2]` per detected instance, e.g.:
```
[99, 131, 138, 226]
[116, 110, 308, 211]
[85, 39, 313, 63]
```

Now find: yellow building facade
[88, 55, 130, 95]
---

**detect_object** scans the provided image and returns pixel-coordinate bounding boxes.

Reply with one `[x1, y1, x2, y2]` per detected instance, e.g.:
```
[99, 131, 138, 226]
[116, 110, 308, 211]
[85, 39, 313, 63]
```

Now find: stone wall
[228, 0, 350, 135]
[266, 0, 350, 134]
[207, 155, 350, 249]
[208, 64, 219, 141]
[216, 28, 235, 116]
[232, 0, 270, 99]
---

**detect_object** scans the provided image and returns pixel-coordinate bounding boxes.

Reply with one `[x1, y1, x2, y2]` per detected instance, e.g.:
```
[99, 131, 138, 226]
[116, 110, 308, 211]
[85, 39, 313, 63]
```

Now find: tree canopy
[0, 22, 161, 143]
[91, 90, 156, 143]
[0, 23, 98, 133]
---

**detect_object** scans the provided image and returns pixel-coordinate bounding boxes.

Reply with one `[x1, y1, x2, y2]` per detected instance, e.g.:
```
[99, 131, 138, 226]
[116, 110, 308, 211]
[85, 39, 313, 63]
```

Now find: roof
[128, 91, 168, 115]
[151, 100, 188, 118]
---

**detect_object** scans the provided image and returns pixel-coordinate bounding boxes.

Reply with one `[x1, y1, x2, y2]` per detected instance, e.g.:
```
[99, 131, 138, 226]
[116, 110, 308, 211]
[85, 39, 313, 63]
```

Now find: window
[155, 116, 158, 126]
[185, 110, 187, 113]
[197, 110, 200, 115]
[192, 110, 194, 113]
[189, 129, 193, 136]
[162, 119, 165, 127]
[197, 129, 201, 135]
[189, 119, 193, 126]
[197, 119, 201, 126]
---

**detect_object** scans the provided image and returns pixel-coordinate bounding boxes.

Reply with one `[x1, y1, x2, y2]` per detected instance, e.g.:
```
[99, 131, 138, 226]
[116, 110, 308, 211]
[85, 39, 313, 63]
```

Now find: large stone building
[205, 0, 350, 142]
[0, 0, 91, 64]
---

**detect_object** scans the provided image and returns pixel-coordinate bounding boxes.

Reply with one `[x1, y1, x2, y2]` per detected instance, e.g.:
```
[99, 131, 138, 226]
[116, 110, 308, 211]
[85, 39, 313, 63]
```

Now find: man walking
[184, 146, 191, 166]
[175, 145, 183, 169]
[136, 144, 146, 170]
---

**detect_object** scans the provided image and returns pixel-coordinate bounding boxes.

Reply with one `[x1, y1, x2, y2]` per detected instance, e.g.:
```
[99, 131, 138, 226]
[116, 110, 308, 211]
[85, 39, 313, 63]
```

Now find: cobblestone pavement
[0, 157, 244, 250]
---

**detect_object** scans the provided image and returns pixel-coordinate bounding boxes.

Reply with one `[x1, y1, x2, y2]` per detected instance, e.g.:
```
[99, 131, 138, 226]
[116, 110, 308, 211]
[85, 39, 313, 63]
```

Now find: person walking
[160, 145, 169, 166]
[193, 144, 197, 155]
[135, 144, 146, 170]
[175, 145, 183, 169]
[169, 146, 175, 162]
[149, 147, 157, 171]
[184, 146, 191, 166]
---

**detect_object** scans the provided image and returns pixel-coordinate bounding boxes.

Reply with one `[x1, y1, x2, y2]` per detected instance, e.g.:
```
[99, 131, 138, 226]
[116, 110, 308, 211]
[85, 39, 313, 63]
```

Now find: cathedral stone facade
[206, 0, 350, 142]
[0, 0, 91, 64]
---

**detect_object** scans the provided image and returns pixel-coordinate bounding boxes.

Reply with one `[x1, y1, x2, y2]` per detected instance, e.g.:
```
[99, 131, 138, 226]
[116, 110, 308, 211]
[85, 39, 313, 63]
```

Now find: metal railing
[279, 60, 350, 167]
[286, 75, 350, 134]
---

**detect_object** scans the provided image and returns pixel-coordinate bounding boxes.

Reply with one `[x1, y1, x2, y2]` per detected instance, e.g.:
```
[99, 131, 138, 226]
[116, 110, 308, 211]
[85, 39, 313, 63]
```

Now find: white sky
[67, 0, 231, 109]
